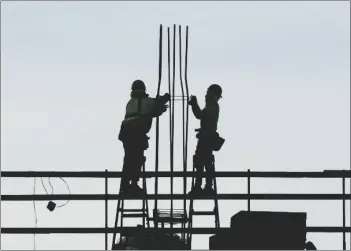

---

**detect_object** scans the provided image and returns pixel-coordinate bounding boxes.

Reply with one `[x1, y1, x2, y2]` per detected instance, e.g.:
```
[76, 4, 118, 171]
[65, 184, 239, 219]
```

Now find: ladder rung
[121, 209, 146, 212]
[149, 217, 188, 223]
[122, 213, 148, 218]
[192, 211, 215, 216]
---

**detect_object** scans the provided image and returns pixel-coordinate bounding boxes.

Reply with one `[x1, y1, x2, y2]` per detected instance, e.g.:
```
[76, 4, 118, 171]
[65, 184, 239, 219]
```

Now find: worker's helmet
[131, 80, 146, 91]
[208, 84, 222, 98]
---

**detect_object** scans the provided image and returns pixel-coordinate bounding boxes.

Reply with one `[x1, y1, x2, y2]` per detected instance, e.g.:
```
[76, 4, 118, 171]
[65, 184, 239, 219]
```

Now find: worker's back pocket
[212, 133, 225, 151]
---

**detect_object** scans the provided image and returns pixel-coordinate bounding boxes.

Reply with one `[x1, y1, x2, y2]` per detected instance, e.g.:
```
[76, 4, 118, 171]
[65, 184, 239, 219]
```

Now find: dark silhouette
[118, 80, 170, 194]
[210, 211, 308, 250]
[305, 241, 317, 250]
[112, 224, 187, 250]
[188, 84, 225, 195]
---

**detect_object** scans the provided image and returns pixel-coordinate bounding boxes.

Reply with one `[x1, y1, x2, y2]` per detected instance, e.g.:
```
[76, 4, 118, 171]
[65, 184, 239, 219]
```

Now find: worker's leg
[194, 154, 204, 188]
[130, 135, 148, 191]
[188, 138, 205, 194]
[121, 141, 133, 191]
[204, 152, 214, 189]
[201, 135, 215, 194]
[203, 154, 216, 195]
[130, 154, 145, 187]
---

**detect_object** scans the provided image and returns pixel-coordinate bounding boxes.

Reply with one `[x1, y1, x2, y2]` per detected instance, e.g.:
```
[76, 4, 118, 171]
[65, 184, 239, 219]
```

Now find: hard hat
[131, 80, 146, 91]
[208, 84, 222, 98]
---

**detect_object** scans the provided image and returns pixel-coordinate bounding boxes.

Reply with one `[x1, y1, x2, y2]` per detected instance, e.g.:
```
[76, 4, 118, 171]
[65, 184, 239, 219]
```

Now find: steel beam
[2, 193, 350, 201]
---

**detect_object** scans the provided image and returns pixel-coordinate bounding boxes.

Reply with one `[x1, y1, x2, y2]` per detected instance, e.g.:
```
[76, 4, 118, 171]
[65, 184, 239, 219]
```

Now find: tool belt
[195, 128, 225, 151]
[118, 123, 150, 149]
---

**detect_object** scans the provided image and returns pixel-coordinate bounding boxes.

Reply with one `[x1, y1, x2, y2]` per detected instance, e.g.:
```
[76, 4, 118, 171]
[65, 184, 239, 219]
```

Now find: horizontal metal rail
[2, 227, 350, 234]
[1, 170, 350, 178]
[2, 193, 350, 201]
[1, 170, 349, 250]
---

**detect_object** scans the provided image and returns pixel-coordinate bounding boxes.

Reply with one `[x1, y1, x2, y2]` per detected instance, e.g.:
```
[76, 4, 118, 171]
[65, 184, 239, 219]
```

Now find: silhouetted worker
[118, 80, 170, 194]
[188, 84, 225, 195]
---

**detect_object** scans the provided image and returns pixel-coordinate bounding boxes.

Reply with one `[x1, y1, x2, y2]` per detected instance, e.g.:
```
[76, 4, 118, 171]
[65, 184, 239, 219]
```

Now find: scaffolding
[1, 170, 350, 250]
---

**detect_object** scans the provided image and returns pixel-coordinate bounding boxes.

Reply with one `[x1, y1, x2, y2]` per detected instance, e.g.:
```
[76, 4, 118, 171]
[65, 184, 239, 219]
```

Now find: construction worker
[188, 84, 225, 195]
[118, 80, 170, 194]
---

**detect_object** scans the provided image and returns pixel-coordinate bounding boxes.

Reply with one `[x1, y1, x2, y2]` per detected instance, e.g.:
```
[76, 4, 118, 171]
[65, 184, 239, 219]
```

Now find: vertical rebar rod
[248, 169, 251, 211]
[178, 25, 186, 226]
[155, 24, 163, 213]
[184, 26, 190, 196]
[105, 169, 108, 250]
[179, 25, 186, 241]
[342, 176, 346, 250]
[167, 26, 173, 229]
[184, 25, 190, 247]
[170, 24, 176, 227]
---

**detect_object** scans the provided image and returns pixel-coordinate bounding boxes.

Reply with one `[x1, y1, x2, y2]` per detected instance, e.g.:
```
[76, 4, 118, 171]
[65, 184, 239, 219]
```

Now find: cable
[33, 177, 38, 250]
[40, 177, 49, 195]
[33, 177, 71, 249]
[40, 177, 71, 208]
[48, 177, 54, 195]
[56, 177, 71, 208]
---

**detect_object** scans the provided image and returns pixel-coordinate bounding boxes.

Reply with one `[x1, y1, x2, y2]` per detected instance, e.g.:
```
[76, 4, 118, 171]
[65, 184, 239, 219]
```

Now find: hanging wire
[48, 177, 54, 194]
[56, 177, 71, 208]
[40, 178, 49, 195]
[40, 177, 71, 208]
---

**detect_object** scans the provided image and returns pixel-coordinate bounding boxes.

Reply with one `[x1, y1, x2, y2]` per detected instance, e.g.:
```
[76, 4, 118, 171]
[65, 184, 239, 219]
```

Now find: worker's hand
[164, 93, 171, 102]
[154, 104, 169, 117]
[188, 95, 197, 106]
[161, 104, 169, 112]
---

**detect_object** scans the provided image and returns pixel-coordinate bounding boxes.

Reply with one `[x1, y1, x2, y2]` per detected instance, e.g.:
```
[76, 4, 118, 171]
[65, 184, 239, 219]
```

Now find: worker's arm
[138, 97, 167, 119]
[189, 95, 202, 119]
[158, 93, 170, 105]
[191, 103, 202, 119]
[148, 93, 170, 118]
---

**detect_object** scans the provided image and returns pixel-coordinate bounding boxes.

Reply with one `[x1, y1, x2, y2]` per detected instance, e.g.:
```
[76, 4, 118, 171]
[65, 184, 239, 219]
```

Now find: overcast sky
[1, 1, 350, 250]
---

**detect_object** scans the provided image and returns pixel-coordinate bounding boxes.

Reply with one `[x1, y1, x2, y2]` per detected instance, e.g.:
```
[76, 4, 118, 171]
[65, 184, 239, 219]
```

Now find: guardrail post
[105, 169, 108, 250]
[342, 176, 346, 250]
[248, 169, 251, 211]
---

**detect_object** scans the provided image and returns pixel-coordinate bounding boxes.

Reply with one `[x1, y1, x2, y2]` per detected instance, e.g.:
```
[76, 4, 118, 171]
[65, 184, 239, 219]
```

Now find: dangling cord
[41, 177, 71, 208]
[56, 177, 71, 208]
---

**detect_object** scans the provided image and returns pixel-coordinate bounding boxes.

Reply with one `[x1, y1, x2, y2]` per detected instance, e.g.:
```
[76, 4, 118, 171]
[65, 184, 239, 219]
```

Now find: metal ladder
[111, 163, 150, 249]
[187, 154, 220, 249]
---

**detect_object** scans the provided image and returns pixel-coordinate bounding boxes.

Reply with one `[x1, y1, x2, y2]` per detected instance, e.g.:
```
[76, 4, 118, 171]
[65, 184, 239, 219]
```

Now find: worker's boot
[188, 178, 202, 195]
[188, 185, 202, 195]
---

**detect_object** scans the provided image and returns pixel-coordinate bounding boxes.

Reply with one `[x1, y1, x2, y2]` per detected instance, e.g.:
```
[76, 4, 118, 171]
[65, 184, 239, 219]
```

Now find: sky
[1, 1, 350, 250]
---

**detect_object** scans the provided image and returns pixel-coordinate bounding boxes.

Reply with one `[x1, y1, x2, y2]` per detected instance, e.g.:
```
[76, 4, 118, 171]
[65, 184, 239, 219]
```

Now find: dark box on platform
[210, 210, 307, 250]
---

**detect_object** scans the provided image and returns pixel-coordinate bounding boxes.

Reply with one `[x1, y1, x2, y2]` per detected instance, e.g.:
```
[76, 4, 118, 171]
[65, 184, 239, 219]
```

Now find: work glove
[188, 95, 197, 106]
[163, 93, 171, 102]
[154, 104, 169, 117]
[161, 104, 169, 113]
